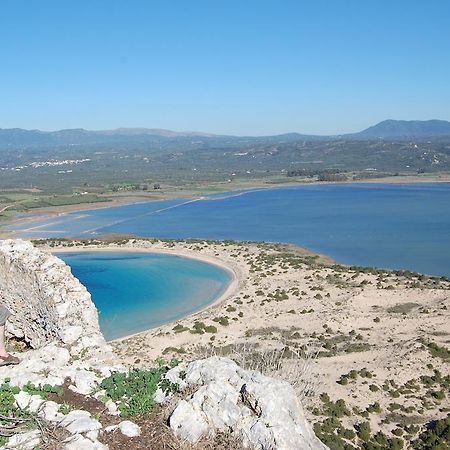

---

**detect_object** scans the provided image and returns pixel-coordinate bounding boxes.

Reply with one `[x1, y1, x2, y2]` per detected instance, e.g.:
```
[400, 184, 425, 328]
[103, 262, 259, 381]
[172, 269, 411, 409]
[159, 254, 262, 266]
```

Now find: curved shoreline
[51, 245, 242, 343]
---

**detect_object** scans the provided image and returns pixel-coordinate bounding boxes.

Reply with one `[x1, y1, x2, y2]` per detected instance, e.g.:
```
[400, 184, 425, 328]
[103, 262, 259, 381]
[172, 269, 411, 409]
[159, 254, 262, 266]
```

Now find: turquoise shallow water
[57, 251, 232, 341]
[7, 183, 450, 276]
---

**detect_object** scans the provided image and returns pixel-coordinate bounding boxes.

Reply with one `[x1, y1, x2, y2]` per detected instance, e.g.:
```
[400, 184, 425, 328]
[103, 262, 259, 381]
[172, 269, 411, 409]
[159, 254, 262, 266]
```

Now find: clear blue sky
[1, 0, 449, 135]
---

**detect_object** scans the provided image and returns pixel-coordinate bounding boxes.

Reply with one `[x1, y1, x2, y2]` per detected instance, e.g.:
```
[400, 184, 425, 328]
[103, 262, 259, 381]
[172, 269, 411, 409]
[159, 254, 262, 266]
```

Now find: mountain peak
[357, 119, 450, 138]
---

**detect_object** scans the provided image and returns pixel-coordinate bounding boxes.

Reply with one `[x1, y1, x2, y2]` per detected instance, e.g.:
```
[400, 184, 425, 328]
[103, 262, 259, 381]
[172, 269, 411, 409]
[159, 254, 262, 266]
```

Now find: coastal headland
[35, 237, 450, 448]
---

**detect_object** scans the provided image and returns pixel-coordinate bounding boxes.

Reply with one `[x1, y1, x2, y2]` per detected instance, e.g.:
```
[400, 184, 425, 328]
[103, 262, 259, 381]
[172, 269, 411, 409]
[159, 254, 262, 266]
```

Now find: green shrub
[374, 431, 389, 446]
[0, 380, 64, 446]
[389, 437, 404, 450]
[431, 390, 445, 401]
[324, 399, 351, 418]
[367, 402, 382, 414]
[355, 421, 371, 442]
[422, 341, 450, 361]
[213, 316, 230, 326]
[342, 429, 356, 440]
[412, 415, 450, 449]
[99, 361, 178, 417]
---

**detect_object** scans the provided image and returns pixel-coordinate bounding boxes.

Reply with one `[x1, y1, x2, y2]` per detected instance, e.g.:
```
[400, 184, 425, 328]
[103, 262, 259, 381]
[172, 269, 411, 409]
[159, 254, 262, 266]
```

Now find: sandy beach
[51, 245, 242, 342]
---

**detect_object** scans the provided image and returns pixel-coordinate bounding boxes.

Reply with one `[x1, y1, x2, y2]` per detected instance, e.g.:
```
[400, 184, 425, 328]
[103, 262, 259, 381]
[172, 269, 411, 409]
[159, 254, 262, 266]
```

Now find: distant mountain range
[352, 120, 450, 139]
[0, 120, 449, 147]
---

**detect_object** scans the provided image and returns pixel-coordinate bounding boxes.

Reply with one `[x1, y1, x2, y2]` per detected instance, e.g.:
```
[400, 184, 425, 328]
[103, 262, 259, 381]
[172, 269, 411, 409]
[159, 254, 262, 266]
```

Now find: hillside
[355, 119, 450, 139]
[1, 120, 450, 148]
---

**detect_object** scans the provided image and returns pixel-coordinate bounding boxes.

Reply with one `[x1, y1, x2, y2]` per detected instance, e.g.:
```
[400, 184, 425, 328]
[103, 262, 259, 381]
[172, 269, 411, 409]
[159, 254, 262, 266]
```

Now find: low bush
[99, 360, 178, 417]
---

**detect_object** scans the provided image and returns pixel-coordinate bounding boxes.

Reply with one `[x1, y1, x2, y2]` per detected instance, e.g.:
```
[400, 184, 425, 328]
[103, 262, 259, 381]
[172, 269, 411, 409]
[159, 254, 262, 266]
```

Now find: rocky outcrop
[167, 357, 328, 450]
[0, 239, 106, 353]
[0, 239, 120, 390]
[0, 240, 123, 449]
[0, 239, 326, 450]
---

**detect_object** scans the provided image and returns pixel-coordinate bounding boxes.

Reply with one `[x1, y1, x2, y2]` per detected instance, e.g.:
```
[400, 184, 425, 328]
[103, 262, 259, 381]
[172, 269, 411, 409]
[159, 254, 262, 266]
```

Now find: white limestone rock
[118, 420, 141, 437]
[169, 400, 210, 443]
[63, 434, 108, 450]
[0, 239, 113, 365]
[70, 370, 101, 395]
[85, 430, 100, 442]
[60, 410, 102, 434]
[60, 325, 83, 345]
[13, 391, 32, 410]
[39, 400, 65, 423]
[0, 239, 123, 392]
[153, 386, 172, 404]
[105, 399, 119, 415]
[168, 357, 328, 450]
[14, 391, 44, 413]
[5, 430, 41, 450]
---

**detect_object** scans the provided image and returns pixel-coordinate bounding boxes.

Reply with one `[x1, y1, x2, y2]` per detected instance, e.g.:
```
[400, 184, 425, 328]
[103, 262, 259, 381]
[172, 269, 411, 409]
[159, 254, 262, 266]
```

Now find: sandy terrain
[37, 237, 450, 447]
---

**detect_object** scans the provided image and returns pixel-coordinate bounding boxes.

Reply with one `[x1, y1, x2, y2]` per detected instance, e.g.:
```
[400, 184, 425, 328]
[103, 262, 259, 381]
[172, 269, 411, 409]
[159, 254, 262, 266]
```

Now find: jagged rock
[153, 386, 172, 404]
[60, 325, 83, 345]
[60, 410, 102, 434]
[105, 399, 119, 415]
[63, 434, 108, 450]
[0, 239, 123, 387]
[0, 240, 115, 362]
[168, 357, 328, 450]
[13, 391, 32, 410]
[118, 420, 141, 437]
[5, 430, 41, 450]
[38, 400, 65, 422]
[86, 430, 100, 442]
[170, 400, 211, 443]
[13, 391, 44, 413]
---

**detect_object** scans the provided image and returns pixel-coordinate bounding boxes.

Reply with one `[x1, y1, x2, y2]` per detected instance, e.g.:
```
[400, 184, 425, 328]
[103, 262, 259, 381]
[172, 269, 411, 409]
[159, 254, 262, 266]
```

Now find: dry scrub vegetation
[41, 238, 450, 449]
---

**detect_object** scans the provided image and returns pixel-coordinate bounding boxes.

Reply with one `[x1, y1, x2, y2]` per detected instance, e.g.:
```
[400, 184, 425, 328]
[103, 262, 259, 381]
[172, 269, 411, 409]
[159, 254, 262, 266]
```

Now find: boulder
[5, 430, 41, 450]
[63, 434, 108, 450]
[60, 410, 102, 434]
[168, 357, 328, 450]
[118, 420, 141, 438]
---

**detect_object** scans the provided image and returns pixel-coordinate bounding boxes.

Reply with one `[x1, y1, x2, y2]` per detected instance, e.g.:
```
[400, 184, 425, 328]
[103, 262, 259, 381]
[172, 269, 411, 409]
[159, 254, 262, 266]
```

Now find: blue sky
[1, 0, 449, 135]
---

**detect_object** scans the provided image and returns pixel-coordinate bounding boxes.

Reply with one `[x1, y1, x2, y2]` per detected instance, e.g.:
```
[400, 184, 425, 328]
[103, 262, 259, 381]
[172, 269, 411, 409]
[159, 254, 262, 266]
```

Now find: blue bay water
[7, 183, 450, 277]
[57, 251, 231, 340]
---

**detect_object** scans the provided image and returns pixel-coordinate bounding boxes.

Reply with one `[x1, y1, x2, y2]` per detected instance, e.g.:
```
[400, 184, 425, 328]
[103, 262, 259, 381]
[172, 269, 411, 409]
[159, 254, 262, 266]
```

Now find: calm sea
[8, 183, 450, 277]
[57, 251, 231, 340]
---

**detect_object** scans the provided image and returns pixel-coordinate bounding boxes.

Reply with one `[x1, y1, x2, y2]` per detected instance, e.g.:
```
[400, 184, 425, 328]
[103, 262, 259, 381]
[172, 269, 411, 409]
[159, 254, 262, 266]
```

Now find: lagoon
[8, 183, 450, 277]
[57, 251, 232, 341]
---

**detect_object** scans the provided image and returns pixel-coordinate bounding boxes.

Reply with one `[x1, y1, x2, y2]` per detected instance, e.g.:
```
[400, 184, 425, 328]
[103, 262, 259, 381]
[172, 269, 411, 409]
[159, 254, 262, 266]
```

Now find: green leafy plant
[99, 360, 179, 417]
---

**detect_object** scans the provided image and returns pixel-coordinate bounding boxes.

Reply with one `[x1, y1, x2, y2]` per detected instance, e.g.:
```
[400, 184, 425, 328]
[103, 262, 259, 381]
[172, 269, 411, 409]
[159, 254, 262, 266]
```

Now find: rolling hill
[1, 120, 449, 148]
